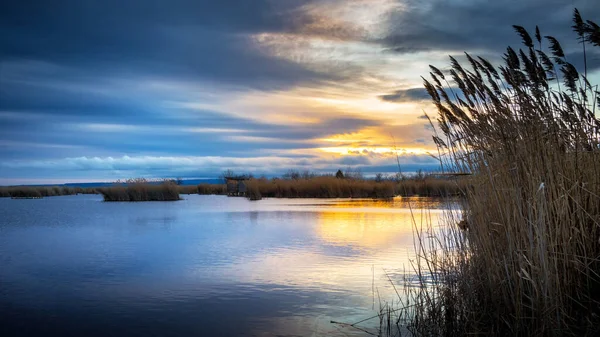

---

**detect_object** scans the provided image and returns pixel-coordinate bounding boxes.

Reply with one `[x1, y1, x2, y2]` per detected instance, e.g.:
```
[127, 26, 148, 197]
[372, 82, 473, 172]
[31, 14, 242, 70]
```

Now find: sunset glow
[1, 1, 598, 183]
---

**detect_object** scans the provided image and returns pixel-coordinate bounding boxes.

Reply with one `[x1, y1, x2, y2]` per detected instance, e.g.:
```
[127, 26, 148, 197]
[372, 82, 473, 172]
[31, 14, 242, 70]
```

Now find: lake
[0, 194, 447, 336]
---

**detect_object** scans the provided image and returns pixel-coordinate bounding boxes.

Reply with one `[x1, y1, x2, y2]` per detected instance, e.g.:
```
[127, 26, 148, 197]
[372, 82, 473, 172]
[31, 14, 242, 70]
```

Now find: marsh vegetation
[0, 186, 97, 198]
[242, 174, 463, 200]
[99, 179, 181, 201]
[1, 174, 462, 201]
[382, 10, 600, 336]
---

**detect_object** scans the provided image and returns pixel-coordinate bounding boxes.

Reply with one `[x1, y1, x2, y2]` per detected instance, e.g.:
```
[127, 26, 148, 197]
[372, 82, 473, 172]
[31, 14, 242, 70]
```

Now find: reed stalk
[393, 9, 600, 336]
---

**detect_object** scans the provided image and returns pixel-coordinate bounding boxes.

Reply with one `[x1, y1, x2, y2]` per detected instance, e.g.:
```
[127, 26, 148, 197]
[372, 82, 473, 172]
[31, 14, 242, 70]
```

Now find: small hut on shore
[224, 175, 249, 196]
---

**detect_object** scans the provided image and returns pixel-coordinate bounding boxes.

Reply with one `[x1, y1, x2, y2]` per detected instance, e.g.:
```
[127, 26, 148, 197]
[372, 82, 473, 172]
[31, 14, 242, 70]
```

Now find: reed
[392, 10, 600, 336]
[197, 183, 227, 195]
[245, 176, 394, 199]
[0, 186, 97, 198]
[99, 179, 180, 201]
[177, 185, 199, 194]
[243, 175, 464, 199]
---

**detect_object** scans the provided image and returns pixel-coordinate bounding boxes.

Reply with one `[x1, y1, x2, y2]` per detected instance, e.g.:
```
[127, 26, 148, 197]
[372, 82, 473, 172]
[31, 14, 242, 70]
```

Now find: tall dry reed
[245, 176, 397, 199]
[100, 179, 180, 201]
[243, 175, 464, 199]
[0, 186, 97, 198]
[396, 9, 600, 336]
[197, 183, 227, 195]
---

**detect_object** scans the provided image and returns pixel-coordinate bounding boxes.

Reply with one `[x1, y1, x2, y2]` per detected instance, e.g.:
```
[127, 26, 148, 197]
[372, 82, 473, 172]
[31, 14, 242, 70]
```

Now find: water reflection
[0, 195, 448, 336]
[318, 211, 417, 248]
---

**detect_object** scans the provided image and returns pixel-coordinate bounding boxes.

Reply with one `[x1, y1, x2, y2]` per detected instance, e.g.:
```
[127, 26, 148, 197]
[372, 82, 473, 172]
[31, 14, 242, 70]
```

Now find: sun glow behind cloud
[319, 146, 432, 157]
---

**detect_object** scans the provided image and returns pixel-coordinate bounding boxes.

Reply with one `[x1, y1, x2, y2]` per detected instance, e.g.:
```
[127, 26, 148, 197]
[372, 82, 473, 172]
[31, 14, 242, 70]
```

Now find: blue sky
[1, 0, 599, 184]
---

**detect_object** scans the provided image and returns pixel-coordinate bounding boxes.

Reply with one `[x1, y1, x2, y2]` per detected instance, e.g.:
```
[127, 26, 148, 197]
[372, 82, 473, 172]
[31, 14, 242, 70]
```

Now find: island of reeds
[382, 9, 600, 337]
[98, 178, 181, 202]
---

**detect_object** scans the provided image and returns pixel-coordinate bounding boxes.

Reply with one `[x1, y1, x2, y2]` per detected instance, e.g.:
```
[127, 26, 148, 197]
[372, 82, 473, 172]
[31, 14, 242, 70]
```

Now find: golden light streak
[318, 146, 432, 156]
[315, 125, 436, 156]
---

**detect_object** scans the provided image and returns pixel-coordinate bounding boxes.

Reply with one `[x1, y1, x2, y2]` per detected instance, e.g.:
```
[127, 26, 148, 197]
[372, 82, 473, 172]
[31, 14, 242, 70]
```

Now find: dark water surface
[0, 195, 445, 336]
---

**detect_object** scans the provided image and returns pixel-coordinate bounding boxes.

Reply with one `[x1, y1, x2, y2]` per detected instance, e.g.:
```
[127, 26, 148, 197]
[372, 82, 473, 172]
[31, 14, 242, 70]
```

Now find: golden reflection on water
[316, 197, 445, 249]
[222, 197, 446, 293]
[320, 196, 447, 210]
[242, 197, 448, 336]
[317, 211, 412, 248]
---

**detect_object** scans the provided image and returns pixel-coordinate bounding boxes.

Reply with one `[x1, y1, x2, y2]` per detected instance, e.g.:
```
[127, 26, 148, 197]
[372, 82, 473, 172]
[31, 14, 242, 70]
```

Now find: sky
[1, 0, 599, 184]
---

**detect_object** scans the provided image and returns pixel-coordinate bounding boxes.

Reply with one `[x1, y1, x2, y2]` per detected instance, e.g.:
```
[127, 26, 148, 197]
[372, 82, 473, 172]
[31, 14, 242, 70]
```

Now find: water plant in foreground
[382, 9, 600, 337]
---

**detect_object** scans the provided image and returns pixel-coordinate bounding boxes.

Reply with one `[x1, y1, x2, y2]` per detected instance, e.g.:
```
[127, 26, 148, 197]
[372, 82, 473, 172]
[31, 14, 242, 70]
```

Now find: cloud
[0, 151, 441, 183]
[338, 156, 372, 166]
[381, 0, 600, 55]
[379, 88, 431, 103]
[0, 1, 338, 91]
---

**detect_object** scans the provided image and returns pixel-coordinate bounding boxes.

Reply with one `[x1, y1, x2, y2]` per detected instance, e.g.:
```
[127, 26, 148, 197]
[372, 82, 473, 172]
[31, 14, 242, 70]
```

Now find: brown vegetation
[177, 185, 199, 194]
[0, 186, 97, 198]
[390, 10, 600, 336]
[197, 183, 227, 195]
[99, 179, 180, 201]
[242, 175, 463, 200]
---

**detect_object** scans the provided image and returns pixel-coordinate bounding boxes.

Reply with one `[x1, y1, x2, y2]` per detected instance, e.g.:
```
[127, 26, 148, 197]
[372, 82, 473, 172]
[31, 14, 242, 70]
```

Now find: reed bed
[177, 185, 199, 194]
[243, 176, 463, 200]
[245, 176, 396, 199]
[0, 186, 97, 198]
[197, 183, 227, 195]
[100, 180, 180, 201]
[0, 176, 461, 200]
[390, 10, 600, 336]
[398, 177, 464, 198]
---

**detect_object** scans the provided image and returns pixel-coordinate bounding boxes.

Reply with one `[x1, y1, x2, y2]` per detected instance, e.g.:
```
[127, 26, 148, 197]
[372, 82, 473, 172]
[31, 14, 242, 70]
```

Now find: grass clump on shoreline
[392, 10, 600, 336]
[100, 179, 180, 202]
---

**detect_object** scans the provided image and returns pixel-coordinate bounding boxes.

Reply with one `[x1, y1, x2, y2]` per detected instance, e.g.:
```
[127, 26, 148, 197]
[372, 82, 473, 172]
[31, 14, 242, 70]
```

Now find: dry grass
[245, 176, 396, 199]
[197, 183, 227, 195]
[391, 10, 600, 337]
[0, 186, 97, 198]
[100, 179, 180, 201]
[243, 175, 464, 200]
[177, 185, 199, 194]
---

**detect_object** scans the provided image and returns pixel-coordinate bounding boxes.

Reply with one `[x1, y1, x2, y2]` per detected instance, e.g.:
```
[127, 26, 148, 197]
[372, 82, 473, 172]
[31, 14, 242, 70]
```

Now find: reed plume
[400, 9, 600, 336]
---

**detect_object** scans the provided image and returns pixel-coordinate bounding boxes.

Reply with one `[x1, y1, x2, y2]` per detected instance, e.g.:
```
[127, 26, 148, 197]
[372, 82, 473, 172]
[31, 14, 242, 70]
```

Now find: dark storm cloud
[382, 0, 600, 56]
[0, 0, 331, 89]
[379, 88, 430, 103]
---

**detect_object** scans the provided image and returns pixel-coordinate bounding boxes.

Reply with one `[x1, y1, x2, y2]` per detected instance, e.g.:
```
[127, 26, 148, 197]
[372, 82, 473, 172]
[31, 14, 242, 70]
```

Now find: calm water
[0, 195, 446, 336]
